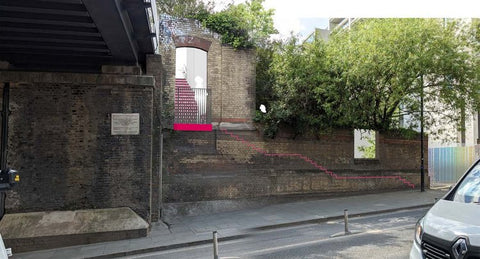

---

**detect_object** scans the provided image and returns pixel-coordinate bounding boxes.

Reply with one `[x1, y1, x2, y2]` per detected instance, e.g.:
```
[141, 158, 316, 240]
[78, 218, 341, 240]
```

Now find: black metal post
[1, 83, 9, 172]
[0, 83, 10, 219]
[477, 111, 480, 144]
[420, 77, 425, 192]
[0, 192, 5, 220]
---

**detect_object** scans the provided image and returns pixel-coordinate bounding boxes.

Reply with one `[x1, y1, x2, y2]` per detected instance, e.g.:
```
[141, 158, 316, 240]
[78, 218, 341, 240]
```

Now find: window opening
[354, 129, 376, 159]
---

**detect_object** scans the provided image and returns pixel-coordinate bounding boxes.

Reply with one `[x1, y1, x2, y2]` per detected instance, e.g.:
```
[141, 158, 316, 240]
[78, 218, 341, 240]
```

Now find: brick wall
[159, 16, 256, 126]
[163, 129, 428, 203]
[220, 48, 256, 122]
[146, 55, 162, 222]
[0, 71, 154, 222]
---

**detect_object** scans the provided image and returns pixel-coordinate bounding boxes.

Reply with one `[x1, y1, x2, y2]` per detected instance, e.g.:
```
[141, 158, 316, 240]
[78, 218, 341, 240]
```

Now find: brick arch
[174, 35, 212, 52]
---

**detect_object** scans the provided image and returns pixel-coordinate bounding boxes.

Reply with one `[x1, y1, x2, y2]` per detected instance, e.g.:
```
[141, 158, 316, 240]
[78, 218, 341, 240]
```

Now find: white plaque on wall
[111, 113, 140, 135]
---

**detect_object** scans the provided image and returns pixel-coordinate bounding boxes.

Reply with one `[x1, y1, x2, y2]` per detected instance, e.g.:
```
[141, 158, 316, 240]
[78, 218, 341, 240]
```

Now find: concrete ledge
[0, 207, 149, 253]
[213, 122, 256, 131]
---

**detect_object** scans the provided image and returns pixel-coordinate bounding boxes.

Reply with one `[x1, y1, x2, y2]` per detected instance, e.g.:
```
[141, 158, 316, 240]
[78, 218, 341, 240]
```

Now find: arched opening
[174, 47, 211, 131]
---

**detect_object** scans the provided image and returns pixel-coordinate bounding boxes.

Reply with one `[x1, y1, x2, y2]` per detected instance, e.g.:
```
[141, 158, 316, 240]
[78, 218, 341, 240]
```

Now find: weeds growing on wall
[157, 0, 276, 49]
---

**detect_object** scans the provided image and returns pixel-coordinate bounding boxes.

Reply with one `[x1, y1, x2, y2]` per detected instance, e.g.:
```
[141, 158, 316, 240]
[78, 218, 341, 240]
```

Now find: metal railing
[174, 86, 211, 125]
[192, 87, 210, 124]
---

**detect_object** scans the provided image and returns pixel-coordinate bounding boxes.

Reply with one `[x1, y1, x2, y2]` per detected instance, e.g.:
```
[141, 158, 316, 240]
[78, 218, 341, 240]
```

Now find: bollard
[344, 209, 351, 234]
[213, 231, 219, 259]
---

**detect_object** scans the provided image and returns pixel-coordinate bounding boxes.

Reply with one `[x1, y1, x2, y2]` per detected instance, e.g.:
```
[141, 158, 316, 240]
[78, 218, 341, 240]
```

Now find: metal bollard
[213, 231, 219, 259]
[344, 209, 351, 234]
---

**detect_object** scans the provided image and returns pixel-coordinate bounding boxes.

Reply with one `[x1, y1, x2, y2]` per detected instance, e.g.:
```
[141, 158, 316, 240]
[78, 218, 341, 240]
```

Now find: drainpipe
[420, 76, 425, 192]
[0, 83, 8, 219]
[0, 82, 19, 220]
[477, 112, 480, 144]
[1, 83, 9, 173]
[159, 132, 163, 218]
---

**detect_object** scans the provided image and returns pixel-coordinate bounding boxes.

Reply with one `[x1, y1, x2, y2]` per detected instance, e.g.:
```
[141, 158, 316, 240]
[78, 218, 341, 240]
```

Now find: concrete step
[0, 207, 149, 253]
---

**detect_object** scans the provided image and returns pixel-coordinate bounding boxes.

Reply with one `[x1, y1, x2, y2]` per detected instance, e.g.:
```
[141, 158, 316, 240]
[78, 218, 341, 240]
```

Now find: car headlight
[415, 218, 424, 245]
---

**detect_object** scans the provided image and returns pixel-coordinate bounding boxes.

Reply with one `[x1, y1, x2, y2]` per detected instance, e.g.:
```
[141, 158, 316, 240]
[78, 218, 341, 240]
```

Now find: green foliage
[256, 18, 480, 137]
[156, 0, 214, 19]
[157, 0, 276, 49]
[202, 11, 251, 48]
[357, 136, 376, 159]
[255, 37, 332, 137]
[328, 19, 465, 130]
[197, 0, 277, 48]
[255, 42, 276, 108]
[383, 128, 420, 140]
[220, 0, 277, 48]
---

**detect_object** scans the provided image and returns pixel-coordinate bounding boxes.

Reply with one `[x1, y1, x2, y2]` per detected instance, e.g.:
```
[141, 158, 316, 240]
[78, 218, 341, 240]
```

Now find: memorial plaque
[111, 113, 140, 135]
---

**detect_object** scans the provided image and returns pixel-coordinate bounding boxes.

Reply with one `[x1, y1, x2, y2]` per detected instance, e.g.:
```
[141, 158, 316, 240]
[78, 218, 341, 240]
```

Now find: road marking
[238, 225, 415, 256]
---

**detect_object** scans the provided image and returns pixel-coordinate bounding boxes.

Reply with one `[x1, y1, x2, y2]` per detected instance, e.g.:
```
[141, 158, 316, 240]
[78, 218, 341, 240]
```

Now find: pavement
[12, 188, 449, 259]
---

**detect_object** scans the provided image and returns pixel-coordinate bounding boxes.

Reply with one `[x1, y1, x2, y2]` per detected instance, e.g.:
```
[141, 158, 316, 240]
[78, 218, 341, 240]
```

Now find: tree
[255, 37, 331, 137]
[322, 18, 480, 132]
[220, 0, 277, 48]
[199, 0, 277, 48]
[201, 11, 251, 48]
[158, 0, 276, 49]
[255, 19, 480, 137]
[255, 41, 276, 109]
[156, 0, 214, 19]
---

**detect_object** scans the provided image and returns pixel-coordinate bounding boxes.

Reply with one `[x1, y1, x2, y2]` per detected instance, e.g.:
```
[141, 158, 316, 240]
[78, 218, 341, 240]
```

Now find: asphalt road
[124, 207, 428, 259]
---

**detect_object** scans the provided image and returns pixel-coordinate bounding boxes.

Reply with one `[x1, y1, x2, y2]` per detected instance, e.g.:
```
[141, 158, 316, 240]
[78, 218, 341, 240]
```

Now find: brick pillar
[146, 54, 162, 222]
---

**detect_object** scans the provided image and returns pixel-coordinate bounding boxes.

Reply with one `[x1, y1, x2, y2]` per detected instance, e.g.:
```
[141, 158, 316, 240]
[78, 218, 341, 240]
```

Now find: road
[124, 207, 428, 259]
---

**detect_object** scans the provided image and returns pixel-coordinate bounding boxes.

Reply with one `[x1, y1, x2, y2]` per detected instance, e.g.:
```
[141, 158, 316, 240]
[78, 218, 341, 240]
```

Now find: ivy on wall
[157, 0, 276, 49]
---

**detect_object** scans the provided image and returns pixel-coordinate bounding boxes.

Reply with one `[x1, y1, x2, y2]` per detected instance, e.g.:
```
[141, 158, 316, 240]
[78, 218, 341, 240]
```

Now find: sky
[210, 0, 479, 40]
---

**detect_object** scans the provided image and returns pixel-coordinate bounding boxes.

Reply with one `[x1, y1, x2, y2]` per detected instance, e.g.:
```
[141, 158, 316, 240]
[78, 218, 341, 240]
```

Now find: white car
[410, 160, 480, 259]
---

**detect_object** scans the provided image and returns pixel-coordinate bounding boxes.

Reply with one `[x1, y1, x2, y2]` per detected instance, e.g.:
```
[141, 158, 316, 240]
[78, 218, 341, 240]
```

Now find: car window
[453, 163, 480, 203]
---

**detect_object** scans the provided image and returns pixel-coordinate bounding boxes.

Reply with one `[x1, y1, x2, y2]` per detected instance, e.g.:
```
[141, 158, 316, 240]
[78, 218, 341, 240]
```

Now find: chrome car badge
[452, 238, 468, 259]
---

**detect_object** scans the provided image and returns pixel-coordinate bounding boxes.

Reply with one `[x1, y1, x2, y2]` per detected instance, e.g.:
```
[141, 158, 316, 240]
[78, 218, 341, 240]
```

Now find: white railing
[174, 86, 211, 124]
[192, 87, 209, 124]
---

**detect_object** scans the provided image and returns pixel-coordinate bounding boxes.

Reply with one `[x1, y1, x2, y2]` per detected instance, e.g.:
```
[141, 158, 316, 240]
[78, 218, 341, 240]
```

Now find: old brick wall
[159, 16, 256, 126]
[377, 132, 427, 171]
[146, 54, 162, 222]
[163, 129, 428, 203]
[0, 71, 154, 222]
[220, 48, 256, 123]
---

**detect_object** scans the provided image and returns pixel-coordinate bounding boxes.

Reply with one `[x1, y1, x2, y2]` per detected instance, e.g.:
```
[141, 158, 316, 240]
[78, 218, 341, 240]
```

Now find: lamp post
[420, 76, 425, 192]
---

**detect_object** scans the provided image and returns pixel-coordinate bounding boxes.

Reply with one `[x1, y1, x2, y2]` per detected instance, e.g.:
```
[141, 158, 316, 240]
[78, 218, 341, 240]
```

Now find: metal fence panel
[428, 145, 480, 184]
[174, 84, 211, 124]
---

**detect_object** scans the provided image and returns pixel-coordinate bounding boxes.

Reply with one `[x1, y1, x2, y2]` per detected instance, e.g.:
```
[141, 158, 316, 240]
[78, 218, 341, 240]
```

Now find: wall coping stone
[0, 71, 154, 87]
[214, 122, 256, 131]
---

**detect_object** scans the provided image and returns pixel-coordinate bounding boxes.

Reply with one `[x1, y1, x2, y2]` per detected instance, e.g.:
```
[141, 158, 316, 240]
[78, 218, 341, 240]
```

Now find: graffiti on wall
[159, 14, 220, 51]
